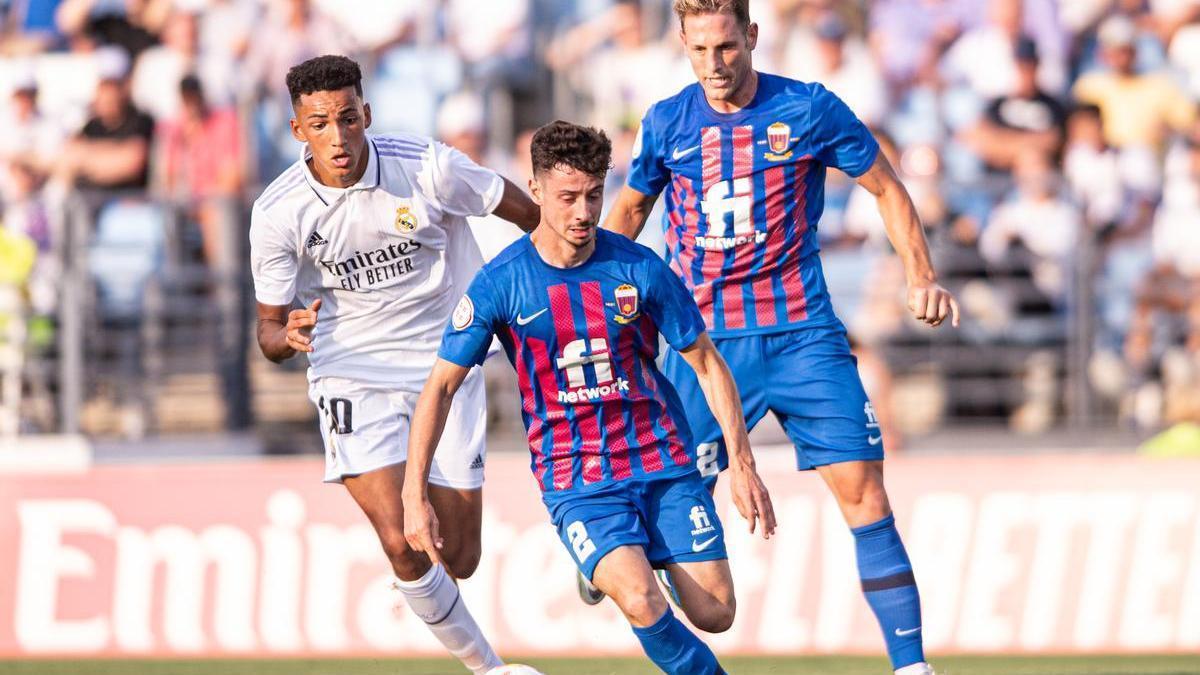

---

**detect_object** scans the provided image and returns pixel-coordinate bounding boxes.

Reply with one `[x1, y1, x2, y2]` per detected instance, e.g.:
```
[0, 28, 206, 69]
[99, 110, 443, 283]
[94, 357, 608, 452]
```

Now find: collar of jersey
[299, 137, 381, 204]
[690, 71, 768, 125]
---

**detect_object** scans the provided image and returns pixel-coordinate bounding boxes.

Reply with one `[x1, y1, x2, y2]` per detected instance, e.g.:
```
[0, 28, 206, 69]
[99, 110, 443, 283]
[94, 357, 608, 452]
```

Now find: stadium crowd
[0, 0, 1198, 443]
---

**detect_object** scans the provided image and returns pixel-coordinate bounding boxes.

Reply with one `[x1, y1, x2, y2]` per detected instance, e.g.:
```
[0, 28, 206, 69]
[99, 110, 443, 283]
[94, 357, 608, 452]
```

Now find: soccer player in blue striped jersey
[603, 2, 959, 673]
[403, 121, 776, 675]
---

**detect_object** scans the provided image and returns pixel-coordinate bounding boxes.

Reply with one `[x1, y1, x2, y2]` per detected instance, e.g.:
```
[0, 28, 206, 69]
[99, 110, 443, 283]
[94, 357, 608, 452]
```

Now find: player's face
[680, 12, 758, 106]
[290, 86, 372, 187]
[530, 165, 605, 249]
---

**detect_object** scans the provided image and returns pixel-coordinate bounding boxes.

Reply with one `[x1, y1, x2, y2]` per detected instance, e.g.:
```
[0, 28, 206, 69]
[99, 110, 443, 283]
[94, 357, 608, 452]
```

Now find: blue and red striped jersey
[439, 229, 707, 497]
[628, 73, 880, 337]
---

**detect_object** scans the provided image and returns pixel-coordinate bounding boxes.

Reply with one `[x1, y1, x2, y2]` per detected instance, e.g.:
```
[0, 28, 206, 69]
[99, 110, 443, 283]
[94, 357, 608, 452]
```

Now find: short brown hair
[530, 121, 612, 179]
[672, 0, 751, 30]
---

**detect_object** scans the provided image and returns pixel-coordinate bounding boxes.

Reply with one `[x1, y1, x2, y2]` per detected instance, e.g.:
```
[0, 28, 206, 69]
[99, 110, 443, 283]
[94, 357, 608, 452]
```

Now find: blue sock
[852, 514, 925, 670]
[630, 607, 723, 675]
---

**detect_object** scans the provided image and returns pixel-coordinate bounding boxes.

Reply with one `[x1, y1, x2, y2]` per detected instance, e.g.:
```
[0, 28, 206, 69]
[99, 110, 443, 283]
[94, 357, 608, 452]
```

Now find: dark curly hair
[530, 121, 612, 179]
[286, 55, 363, 105]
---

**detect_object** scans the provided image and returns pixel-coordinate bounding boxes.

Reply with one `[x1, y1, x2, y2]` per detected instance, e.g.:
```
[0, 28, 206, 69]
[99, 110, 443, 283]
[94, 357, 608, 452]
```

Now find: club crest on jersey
[760, 121, 798, 161]
[613, 284, 640, 324]
[395, 205, 418, 233]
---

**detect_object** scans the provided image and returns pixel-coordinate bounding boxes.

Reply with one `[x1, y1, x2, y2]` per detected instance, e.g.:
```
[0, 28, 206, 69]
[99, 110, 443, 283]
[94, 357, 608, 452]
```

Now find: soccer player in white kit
[249, 55, 539, 673]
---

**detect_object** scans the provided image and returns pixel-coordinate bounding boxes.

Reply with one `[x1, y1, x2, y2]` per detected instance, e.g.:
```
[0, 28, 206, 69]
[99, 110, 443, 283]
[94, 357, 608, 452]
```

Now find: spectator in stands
[868, 0, 978, 90]
[942, 0, 1066, 101]
[443, 0, 531, 88]
[53, 48, 153, 194]
[1073, 14, 1197, 153]
[787, 13, 887, 127]
[1063, 103, 1123, 229]
[979, 149, 1080, 305]
[546, 0, 680, 131]
[961, 37, 1066, 173]
[54, 0, 165, 56]
[156, 74, 242, 266]
[131, 9, 233, 122]
[0, 68, 63, 187]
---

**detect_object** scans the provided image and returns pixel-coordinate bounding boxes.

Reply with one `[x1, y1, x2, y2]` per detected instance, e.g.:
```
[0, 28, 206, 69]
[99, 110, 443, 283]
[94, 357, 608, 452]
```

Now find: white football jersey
[249, 133, 503, 386]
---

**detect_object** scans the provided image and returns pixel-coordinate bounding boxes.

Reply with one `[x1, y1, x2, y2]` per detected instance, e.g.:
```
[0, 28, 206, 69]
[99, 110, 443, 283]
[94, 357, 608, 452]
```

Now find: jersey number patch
[566, 521, 596, 562]
[318, 396, 353, 435]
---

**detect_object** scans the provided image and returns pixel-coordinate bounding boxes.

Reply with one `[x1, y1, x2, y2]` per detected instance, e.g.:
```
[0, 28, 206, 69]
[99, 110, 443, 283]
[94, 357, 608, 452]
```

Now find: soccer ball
[486, 666, 546, 675]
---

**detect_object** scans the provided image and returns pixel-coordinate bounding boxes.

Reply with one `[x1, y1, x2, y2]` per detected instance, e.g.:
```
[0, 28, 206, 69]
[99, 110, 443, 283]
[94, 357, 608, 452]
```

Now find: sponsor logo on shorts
[692, 535, 720, 553]
[689, 505, 715, 536]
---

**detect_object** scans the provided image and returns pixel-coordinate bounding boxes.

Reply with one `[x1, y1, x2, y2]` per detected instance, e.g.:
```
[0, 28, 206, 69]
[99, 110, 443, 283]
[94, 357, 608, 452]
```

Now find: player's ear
[528, 175, 543, 205]
[289, 115, 305, 143]
[363, 101, 372, 129]
[746, 22, 759, 50]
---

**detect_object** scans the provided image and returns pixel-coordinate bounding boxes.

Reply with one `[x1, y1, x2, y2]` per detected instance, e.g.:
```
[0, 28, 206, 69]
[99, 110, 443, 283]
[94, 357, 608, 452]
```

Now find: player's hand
[907, 282, 960, 328]
[403, 494, 445, 567]
[286, 299, 321, 353]
[728, 456, 777, 539]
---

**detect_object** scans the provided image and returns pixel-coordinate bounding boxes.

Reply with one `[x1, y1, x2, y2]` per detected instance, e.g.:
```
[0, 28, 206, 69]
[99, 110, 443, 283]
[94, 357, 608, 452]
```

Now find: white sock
[393, 564, 502, 674]
[895, 662, 933, 675]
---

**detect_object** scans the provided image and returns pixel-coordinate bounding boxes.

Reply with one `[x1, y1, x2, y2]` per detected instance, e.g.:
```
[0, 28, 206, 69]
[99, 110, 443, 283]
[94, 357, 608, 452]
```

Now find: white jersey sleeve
[249, 204, 298, 306]
[423, 141, 505, 219]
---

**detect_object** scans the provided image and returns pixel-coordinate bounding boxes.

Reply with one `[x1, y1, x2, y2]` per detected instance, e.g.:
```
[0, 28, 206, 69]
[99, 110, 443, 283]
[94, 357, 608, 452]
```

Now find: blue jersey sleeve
[438, 268, 503, 367]
[810, 84, 879, 178]
[642, 255, 706, 351]
[626, 107, 669, 196]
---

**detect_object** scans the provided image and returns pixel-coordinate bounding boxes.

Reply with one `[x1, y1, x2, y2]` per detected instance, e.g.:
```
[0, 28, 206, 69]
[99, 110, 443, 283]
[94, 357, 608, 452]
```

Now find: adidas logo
[469, 454, 484, 470]
[305, 231, 328, 248]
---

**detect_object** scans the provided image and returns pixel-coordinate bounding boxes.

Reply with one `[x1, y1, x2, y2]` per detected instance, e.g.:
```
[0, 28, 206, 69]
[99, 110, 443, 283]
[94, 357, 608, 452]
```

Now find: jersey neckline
[689, 70, 771, 125]
[521, 231, 606, 274]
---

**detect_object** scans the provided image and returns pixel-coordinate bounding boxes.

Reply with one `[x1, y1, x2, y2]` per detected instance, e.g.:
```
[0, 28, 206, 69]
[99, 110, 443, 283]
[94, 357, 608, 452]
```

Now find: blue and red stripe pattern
[439, 230, 706, 497]
[628, 74, 880, 338]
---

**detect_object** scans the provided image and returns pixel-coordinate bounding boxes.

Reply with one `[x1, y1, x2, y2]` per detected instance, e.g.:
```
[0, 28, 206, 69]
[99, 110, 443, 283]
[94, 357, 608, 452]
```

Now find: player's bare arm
[255, 298, 322, 362]
[400, 357, 470, 566]
[602, 185, 659, 239]
[857, 152, 960, 328]
[494, 177, 542, 232]
[677, 334, 776, 538]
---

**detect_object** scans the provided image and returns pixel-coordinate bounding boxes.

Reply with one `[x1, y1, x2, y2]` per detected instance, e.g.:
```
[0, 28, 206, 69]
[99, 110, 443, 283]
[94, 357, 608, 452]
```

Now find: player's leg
[766, 329, 928, 673]
[553, 489, 724, 674]
[592, 546, 725, 674]
[344, 466, 500, 674]
[313, 376, 499, 674]
[641, 473, 735, 634]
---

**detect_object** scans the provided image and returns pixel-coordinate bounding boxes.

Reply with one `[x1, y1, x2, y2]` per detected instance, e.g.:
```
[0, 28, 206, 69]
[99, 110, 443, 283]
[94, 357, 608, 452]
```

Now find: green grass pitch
[1, 656, 1196, 675]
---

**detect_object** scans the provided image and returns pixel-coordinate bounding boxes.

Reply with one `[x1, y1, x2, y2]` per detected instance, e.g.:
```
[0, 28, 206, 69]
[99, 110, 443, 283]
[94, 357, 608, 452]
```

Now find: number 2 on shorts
[566, 520, 596, 562]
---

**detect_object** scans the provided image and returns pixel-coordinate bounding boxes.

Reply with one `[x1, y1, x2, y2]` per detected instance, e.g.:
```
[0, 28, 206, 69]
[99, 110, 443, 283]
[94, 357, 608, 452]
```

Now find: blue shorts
[547, 473, 727, 581]
[663, 326, 884, 482]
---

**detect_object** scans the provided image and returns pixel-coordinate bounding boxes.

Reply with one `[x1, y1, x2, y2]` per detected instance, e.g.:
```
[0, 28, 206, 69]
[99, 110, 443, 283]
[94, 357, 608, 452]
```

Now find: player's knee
[446, 546, 481, 580]
[834, 474, 890, 522]
[693, 598, 736, 633]
[378, 528, 427, 581]
[617, 589, 669, 627]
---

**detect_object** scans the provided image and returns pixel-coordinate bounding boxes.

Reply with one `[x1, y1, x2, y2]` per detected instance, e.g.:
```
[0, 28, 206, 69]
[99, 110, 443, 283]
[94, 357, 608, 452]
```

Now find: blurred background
[1, 0, 1199, 670]
[2, 0, 1200, 453]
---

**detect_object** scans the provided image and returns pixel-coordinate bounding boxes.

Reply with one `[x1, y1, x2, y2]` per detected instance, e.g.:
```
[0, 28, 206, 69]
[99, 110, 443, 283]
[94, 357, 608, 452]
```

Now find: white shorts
[307, 368, 487, 489]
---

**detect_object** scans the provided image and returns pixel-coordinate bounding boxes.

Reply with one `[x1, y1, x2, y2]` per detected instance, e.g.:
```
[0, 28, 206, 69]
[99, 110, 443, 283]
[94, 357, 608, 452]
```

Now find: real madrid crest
[395, 205, 418, 233]
[613, 284, 641, 324]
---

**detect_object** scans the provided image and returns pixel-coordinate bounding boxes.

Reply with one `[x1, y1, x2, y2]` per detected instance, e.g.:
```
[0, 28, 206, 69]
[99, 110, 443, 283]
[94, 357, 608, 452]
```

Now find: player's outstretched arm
[678, 334, 777, 539]
[602, 185, 660, 240]
[857, 153, 960, 328]
[493, 177, 541, 232]
[402, 358, 471, 566]
[256, 299, 321, 363]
